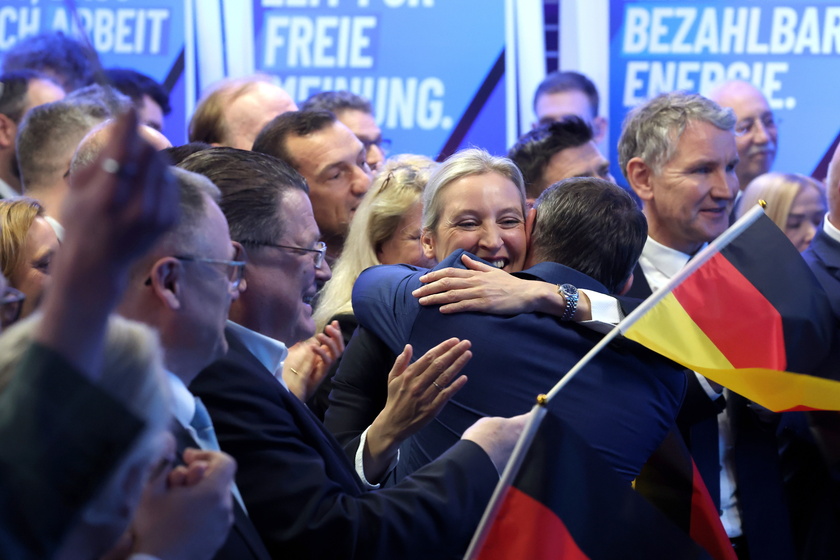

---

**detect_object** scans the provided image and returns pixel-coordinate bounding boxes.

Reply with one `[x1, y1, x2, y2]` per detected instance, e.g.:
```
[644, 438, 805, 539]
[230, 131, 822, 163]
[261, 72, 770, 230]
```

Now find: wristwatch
[558, 284, 579, 321]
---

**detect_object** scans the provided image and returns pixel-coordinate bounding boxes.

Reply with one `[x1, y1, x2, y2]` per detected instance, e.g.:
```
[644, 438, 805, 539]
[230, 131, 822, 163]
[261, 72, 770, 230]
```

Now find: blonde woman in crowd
[0, 197, 60, 320]
[738, 172, 826, 252]
[309, 155, 437, 418]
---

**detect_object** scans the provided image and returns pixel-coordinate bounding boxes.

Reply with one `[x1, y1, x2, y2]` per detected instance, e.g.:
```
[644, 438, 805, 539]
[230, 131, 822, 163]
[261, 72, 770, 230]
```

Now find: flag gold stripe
[624, 293, 733, 371]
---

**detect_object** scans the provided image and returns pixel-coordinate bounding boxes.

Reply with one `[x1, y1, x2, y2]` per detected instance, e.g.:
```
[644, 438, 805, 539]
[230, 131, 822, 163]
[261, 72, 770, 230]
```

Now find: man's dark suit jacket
[804, 226, 840, 319]
[0, 343, 144, 560]
[351, 249, 688, 484]
[189, 325, 499, 560]
[171, 423, 271, 560]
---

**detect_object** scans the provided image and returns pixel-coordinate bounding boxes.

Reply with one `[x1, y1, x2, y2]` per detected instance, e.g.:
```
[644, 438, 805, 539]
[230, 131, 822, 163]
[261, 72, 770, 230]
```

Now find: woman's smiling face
[422, 172, 527, 272]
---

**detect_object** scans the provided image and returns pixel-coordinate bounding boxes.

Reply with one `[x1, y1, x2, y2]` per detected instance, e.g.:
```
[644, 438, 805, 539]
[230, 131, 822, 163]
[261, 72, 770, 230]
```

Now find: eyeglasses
[362, 138, 392, 156]
[0, 286, 25, 328]
[145, 245, 247, 294]
[174, 255, 246, 294]
[244, 240, 327, 269]
[735, 114, 778, 136]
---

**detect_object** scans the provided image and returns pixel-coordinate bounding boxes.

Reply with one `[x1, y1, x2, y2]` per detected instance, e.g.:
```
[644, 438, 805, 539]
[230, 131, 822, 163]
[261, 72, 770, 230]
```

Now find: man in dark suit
[351, 177, 687, 483]
[109, 154, 270, 559]
[619, 91, 796, 560]
[182, 148, 527, 560]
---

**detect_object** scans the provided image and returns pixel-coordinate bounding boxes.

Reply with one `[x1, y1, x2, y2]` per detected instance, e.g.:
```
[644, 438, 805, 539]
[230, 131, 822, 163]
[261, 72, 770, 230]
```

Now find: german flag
[622, 209, 838, 412]
[635, 428, 736, 560]
[469, 410, 712, 560]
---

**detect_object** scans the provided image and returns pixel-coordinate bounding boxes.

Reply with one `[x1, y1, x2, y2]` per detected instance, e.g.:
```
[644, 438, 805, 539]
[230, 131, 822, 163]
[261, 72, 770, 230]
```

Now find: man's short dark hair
[530, 177, 646, 293]
[251, 110, 337, 169]
[508, 116, 593, 199]
[1, 32, 98, 92]
[178, 147, 308, 245]
[300, 91, 373, 116]
[161, 142, 213, 166]
[0, 70, 54, 123]
[533, 71, 600, 117]
[105, 68, 171, 115]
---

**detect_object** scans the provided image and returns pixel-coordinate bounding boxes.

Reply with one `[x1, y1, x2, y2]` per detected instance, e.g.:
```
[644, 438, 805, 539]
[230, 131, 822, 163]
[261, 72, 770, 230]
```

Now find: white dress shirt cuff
[355, 426, 400, 489]
[577, 289, 623, 333]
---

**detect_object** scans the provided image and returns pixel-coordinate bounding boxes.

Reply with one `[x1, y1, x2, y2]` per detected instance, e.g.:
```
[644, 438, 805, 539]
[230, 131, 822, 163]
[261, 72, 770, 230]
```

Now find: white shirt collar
[638, 236, 700, 291]
[0, 177, 18, 199]
[823, 213, 840, 245]
[166, 370, 196, 429]
[226, 320, 289, 389]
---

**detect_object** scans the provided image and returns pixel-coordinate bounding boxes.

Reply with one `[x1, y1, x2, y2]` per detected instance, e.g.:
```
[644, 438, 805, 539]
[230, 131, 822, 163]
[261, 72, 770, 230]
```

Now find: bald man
[710, 81, 778, 190]
[189, 76, 298, 150]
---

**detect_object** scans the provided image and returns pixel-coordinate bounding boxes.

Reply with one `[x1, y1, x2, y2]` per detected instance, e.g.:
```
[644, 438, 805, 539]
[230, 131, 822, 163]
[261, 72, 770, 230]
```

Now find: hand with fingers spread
[283, 320, 345, 402]
[363, 338, 472, 483]
[413, 253, 592, 319]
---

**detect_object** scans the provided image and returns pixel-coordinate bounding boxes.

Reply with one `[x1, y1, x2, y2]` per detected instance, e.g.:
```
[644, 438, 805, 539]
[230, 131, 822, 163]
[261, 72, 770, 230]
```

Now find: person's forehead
[535, 89, 594, 120]
[336, 109, 380, 140]
[287, 122, 362, 177]
[23, 78, 65, 112]
[718, 85, 770, 118]
[276, 188, 320, 240]
[545, 142, 605, 180]
[666, 120, 735, 164]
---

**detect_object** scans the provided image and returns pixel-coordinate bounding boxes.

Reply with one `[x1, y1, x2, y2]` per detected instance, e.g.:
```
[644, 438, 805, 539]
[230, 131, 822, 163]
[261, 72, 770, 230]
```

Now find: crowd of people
[0, 30, 838, 560]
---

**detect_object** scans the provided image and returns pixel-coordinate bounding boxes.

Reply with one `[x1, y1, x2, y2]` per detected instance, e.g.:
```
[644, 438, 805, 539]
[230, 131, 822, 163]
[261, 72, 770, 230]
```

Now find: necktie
[190, 397, 248, 514]
[191, 397, 220, 451]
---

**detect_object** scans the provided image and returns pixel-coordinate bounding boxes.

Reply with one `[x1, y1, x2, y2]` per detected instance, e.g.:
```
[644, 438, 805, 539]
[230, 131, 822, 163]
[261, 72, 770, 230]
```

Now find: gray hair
[422, 148, 525, 233]
[160, 167, 221, 257]
[16, 99, 109, 191]
[0, 311, 171, 527]
[618, 91, 736, 178]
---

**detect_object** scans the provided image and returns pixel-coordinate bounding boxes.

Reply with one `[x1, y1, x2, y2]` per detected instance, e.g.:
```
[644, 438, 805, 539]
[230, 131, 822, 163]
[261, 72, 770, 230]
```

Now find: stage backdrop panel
[0, 0, 189, 145]
[252, 0, 506, 159]
[609, 0, 840, 185]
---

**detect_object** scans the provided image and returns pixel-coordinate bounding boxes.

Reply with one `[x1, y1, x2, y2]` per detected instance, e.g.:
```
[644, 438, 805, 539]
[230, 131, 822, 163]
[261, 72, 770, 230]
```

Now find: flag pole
[464, 401, 548, 560]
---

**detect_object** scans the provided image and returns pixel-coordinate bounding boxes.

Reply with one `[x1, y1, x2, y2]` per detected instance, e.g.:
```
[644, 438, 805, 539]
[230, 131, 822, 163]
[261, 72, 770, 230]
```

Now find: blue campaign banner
[609, 0, 840, 184]
[252, 0, 506, 159]
[0, 0, 188, 144]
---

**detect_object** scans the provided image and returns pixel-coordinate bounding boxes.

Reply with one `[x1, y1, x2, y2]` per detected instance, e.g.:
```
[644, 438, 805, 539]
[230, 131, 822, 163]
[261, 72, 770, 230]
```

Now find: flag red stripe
[689, 461, 738, 560]
[673, 253, 786, 370]
[477, 487, 590, 560]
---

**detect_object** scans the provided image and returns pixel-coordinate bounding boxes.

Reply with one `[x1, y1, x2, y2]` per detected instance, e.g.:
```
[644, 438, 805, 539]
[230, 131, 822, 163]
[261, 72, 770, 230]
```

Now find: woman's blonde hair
[738, 172, 825, 229]
[314, 155, 437, 331]
[0, 197, 44, 281]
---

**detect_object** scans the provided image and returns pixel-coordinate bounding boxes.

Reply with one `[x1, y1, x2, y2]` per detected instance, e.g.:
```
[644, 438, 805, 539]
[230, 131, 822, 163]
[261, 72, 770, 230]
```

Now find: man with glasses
[182, 148, 529, 560]
[710, 80, 778, 190]
[112, 163, 271, 560]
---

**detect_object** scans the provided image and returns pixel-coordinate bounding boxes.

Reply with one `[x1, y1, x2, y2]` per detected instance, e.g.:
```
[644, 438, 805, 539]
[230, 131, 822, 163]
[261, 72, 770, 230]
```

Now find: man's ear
[618, 272, 634, 296]
[592, 116, 608, 144]
[420, 228, 436, 261]
[625, 157, 654, 203]
[523, 206, 538, 263]
[148, 258, 183, 310]
[0, 115, 17, 149]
